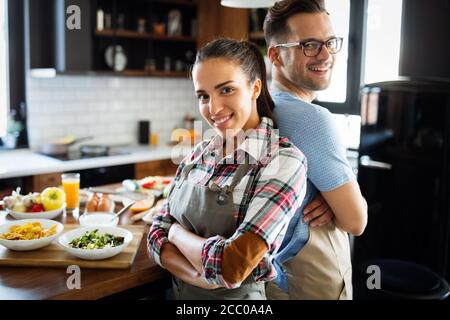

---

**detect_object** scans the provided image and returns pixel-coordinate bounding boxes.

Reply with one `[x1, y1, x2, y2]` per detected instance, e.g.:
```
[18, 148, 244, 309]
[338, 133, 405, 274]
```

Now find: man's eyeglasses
[273, 37, 344, 57]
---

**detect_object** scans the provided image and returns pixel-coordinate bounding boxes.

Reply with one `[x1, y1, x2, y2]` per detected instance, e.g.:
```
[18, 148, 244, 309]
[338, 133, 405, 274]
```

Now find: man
[263, 0, 368, 299]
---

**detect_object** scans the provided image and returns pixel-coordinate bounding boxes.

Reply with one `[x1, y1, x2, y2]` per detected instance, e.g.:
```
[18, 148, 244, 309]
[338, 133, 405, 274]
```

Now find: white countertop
[0, 145, 360, 180]
[0, 145, 190, 180]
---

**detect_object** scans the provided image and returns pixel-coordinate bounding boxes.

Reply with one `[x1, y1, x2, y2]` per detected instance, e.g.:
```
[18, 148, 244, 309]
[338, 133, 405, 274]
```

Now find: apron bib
[169, 154, 265, 300]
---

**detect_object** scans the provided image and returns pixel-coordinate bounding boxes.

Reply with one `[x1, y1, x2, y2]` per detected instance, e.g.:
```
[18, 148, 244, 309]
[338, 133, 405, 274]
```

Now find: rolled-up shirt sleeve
[147, 201, 176, 267]
[147, 161, 187, 267]
[201, 148, 307, 288]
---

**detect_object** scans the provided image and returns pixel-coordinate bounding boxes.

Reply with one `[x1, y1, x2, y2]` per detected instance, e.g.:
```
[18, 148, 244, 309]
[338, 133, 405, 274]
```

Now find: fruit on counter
[130, 198, 155, 214]
[30, 203, 45, 212]
[2, 187, 47, 212]
[40, 187, 66, 211]
[12, 202, 26, 213]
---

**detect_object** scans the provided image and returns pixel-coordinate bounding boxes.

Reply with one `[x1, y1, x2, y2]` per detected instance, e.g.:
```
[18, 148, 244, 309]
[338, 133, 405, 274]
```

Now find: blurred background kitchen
[1, 0, 450, 300]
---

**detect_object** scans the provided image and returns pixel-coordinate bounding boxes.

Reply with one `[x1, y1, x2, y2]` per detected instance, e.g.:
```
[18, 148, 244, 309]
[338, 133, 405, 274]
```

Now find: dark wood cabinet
[91, 0, 197, 76]
[135, 159, 178, 179]
[28, 0, 198, 77]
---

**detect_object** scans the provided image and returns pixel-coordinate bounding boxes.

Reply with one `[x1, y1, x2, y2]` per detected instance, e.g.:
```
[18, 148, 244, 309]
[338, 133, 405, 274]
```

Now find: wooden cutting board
[0, 224, 145, 269]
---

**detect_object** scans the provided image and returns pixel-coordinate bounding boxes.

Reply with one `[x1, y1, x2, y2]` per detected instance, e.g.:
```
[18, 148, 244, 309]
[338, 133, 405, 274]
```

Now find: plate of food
[58, 226, 132, 260]
[0, 219, 64, 251]
[120, 176, 173, 198]
[3, 187, 66, 220]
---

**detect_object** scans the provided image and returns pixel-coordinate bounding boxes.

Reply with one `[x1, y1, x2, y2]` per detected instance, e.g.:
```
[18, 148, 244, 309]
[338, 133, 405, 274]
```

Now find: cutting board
[0, 224, 145, 269]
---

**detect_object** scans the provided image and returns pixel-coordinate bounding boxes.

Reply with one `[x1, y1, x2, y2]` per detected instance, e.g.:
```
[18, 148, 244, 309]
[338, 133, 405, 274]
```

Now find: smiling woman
[0, 0, 8, 138]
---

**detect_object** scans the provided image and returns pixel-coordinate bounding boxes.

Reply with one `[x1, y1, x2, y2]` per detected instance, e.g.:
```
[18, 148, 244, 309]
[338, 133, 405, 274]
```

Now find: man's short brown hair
[263, 0, 328, 46]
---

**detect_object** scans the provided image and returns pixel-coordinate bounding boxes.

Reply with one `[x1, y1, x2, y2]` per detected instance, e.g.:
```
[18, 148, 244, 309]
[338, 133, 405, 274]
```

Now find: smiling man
[264, 0, 368, 299]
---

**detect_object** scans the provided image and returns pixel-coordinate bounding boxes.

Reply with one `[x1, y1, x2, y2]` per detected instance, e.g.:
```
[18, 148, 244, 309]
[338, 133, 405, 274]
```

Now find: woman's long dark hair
[192, 38, 277, 128]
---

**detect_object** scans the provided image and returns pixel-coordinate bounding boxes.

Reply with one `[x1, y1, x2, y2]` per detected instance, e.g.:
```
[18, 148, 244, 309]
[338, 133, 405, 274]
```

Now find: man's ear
[252, 79, 262, 100]
[268, 46, 283, 67]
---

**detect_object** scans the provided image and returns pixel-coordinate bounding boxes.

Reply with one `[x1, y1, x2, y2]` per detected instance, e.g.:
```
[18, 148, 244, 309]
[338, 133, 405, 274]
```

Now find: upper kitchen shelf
[95, 29, 196, 43]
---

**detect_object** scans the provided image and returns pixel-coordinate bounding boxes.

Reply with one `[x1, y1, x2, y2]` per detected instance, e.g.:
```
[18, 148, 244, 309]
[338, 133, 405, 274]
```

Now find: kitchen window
[0, 0, 7, 137]
[364, 0, 402, 84]
[315, 0, 403, 116]
[315, 0, 350, 104]
[313, 0, 366, 115]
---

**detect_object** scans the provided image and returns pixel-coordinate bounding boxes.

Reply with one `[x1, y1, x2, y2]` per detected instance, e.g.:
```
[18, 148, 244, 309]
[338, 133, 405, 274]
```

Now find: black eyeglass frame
[273, 37, 344, 57]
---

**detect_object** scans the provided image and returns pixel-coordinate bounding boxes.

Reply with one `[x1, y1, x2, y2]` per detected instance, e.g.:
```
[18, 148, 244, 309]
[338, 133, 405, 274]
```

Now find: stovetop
[41, 149, 131, 161]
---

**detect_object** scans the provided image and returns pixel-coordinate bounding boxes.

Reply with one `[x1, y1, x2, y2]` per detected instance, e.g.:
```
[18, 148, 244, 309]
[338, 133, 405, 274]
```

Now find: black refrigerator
[353, 78, 450, 282]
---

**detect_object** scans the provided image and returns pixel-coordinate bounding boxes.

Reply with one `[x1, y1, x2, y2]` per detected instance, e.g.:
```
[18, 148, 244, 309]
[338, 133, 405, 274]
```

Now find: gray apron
[169, 153, 266, 300]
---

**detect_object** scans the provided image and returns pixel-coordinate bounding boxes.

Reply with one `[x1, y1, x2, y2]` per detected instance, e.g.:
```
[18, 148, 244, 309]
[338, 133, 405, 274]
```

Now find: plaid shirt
[148, 117, 307, 288]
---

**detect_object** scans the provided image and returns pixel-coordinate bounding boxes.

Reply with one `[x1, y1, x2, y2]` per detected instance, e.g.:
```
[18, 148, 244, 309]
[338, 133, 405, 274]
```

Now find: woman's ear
[268, 46, 283, 67]
[252, 79, 262, 100]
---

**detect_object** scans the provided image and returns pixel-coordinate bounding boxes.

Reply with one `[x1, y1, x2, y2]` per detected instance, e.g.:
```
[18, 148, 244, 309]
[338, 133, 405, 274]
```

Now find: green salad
[69, 229, 125, 249]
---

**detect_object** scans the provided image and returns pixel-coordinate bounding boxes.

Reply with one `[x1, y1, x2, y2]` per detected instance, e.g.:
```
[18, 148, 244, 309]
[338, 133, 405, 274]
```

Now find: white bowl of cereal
[0, 219, 64, 251]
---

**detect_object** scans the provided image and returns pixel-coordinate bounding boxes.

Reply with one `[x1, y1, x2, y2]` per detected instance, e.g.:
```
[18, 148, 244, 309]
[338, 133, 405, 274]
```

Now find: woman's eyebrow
[196, 80, 235, 93]
[214, 80, 234, 89]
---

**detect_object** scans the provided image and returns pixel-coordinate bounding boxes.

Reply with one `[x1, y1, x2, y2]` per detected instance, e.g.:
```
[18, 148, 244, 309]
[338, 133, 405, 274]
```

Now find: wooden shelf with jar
[152, 0, 197, 7]
[95, 29, 196, 43]
[121, 69, 189, 78]
[92, 0, 198, 76]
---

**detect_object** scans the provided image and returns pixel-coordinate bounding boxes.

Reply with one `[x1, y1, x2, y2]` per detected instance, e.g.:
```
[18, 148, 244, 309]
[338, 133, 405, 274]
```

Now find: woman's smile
[211, 113, 234, 129]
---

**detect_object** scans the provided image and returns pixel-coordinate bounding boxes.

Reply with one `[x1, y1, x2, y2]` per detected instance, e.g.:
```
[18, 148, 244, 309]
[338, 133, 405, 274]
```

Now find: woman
[147, 39, 307, 300]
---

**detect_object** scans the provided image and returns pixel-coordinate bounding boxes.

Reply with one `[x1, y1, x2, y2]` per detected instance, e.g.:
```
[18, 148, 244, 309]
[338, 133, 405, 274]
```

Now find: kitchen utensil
[105, 45, 127, 71]
[108, 201, 135, 222]
[39, 136, 94, 156]
[80, 144, 110, 157]
[87, 187, 150, 201]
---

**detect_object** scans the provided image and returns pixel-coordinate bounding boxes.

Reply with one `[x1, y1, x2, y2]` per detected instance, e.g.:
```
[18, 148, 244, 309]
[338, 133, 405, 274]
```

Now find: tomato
[162, 178, 172, 184]
[29, 203, 45, 212]
[142, 181, 156, 189]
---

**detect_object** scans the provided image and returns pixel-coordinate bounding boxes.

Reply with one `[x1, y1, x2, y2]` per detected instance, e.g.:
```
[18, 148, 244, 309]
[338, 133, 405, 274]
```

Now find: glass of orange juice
[61, 173, 80, 211]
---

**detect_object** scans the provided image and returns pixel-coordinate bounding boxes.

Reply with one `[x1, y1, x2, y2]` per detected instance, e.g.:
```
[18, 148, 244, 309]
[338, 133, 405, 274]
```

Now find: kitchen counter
[0, 145, 360, 180]
[0, 145, 191, 180]
[0, 190, 170, 300]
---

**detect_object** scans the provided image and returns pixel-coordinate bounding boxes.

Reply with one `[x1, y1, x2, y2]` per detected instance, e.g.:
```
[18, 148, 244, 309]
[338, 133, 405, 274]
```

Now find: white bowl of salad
[58, 226, 133, 260]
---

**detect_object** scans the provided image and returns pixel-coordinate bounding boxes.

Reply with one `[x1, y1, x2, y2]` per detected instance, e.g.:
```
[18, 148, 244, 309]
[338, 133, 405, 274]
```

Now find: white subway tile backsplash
[27, 75, 200, 148]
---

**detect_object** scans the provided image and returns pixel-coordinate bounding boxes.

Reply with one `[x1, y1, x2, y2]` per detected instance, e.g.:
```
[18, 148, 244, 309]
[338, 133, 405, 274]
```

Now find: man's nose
[316, 43, 332, 61]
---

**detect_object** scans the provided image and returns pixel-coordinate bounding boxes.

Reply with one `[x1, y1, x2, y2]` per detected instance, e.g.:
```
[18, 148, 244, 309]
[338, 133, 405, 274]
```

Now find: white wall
[26, 75, 201, 148]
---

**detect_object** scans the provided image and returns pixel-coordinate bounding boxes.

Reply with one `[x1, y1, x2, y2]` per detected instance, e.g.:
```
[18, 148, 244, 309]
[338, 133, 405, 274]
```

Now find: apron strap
[209, 152, 252, 195]
[228, 152, 251, 191]
[176, 139, 215, 188]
